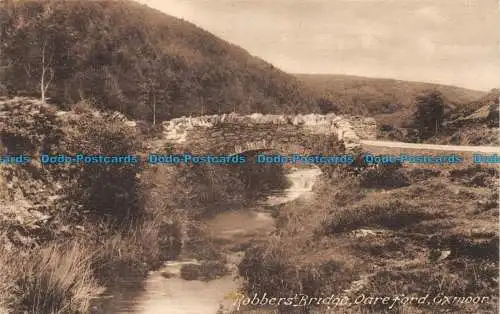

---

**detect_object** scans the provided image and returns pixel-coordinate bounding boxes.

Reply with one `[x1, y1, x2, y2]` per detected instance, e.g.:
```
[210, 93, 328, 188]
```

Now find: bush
[179, 261, 227, 281]
[62, 114, 143, 223]
[239, 240, 300, 297]
[180, 264, 202, 281]
[411, 90, 445, 140]
[362, 264, 498, 313]
[449, 165, 498, 188]
[359, 163, 410, 189]
[160, 160, 289, 215]
[325, 199, 439, 234]
[71, 99, 95, 114]
[239, 240, 354, 313]
[88, 212, 180, 284]
[1, 97, 144, 224]
[0, 98, 64, 156]
[404, 168, 441, 182]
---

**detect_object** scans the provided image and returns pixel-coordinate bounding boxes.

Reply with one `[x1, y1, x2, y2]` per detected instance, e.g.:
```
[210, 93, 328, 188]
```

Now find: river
[94, 166, 322, 314]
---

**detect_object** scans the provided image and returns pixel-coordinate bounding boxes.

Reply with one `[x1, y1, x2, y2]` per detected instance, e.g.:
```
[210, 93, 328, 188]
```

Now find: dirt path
[360, 140, 500, 153]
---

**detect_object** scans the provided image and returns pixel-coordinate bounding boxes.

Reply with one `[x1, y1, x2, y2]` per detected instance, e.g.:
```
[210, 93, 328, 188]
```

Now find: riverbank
[238, 162, 499, 313]
[94, 165, 322, 313]
[0, 98, 291, 313]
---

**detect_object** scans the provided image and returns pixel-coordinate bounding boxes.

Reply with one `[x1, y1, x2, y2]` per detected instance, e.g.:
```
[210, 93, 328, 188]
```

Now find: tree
[138, 61, 162, 124]
[2, 1, 59, 102]
[146, 77, 159, 125]
[317, 97, 332, 114]
[39, 38, 54, 102]
[317, 97, 340, 114]
[412, 90, 445, 140]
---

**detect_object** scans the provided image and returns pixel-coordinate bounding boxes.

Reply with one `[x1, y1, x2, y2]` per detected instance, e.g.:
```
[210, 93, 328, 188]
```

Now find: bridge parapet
[158, 113, 377, 154]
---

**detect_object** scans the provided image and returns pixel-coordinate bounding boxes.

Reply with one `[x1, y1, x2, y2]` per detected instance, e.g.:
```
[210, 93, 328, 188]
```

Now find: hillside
[296, 74, 487, 127]
[0, 96, 292, 313]
[436, 89, 500, 146]
[0, 0, 319, 122]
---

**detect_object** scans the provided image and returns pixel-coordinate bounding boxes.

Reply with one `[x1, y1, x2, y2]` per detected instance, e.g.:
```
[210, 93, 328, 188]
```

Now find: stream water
[95, 166, 322, 314]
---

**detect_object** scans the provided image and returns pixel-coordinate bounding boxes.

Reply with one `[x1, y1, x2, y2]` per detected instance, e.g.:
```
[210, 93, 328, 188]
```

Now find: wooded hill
[0, 0, 491, 130]
[296, 74, 487, 127]
[0, 0, 320, 122]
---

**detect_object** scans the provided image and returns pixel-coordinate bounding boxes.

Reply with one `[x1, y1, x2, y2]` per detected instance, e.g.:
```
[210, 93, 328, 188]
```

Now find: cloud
[360, 31, 382, 49]
[415, 6, 447, 24]
[418, 36, 436, 55]
[138, 0, 500, 90]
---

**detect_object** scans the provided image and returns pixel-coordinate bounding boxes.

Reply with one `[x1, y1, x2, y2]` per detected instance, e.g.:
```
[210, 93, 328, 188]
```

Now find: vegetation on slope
[408, 89, 499, 145]
[296, 74, 498, 144]
[239, 160, 499, 313]
[296, 74, 486, 121]
[0, 0, 319, 122]
[434, 88, 500, 146]
[0, 97, 290, 313]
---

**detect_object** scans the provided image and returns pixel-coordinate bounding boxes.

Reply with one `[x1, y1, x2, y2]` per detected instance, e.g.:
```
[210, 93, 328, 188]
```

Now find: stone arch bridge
[150, 113, 377, 156]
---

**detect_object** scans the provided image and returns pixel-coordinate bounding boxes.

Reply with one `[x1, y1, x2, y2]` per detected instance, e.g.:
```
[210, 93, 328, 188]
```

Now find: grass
[90, 222, 163, 283]
[362, 262, 498, 313]
[295, 73, 486, 119]
[324, 198, 442, 234]
[296, 73, 498, 146]
[358, 164, 410, 189]
[0, 243, 103, 314]
[0, 135, 289, 313]
[239, 154, 499, 313]
[0, 212, 178, 313]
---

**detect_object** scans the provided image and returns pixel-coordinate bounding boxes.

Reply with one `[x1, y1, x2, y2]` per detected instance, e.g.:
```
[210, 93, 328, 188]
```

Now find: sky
[138, 0, 500, 91]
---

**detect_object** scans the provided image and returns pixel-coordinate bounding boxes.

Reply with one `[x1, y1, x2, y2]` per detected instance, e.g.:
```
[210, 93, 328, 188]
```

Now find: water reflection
[94, 166, 321, 314]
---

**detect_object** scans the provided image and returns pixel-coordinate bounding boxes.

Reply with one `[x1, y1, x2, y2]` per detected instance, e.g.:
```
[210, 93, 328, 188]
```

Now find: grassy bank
[0, 243, 101, 314]
[238, 160, 499, 313]
[0, 97, 290, 313]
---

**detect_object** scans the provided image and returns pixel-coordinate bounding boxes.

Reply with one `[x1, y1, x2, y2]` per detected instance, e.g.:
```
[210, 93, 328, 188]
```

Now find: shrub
[449, 165, 497, 188]
[180, 264, 202, 281]
[239, 240, 354, 313]
[362, 264, 498, 313]
[0, 98, 64, 156]
[71, 99, 95, 114]
[62, 114, 143, 223]
[239, 240, 300, 297]
[411, 90, 445, 140]
[89, 218, 168, 284]
[359, 163, 410, 189]
[199, 261, 228, 280]
[325, 199, 438, 234]
[179, 261, 227, 281]
[404, 168, 441, 182]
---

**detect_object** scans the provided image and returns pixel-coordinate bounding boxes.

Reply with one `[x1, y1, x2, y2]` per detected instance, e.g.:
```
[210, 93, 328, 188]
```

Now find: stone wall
[156, 113, 377, 154]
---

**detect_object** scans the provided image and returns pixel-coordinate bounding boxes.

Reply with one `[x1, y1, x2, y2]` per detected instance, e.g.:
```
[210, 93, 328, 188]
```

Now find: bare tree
[139, 77, 159, 124]
[152, 83, 156, 125]
[40, 39, 54, 102]
[146, 78, 159, 125]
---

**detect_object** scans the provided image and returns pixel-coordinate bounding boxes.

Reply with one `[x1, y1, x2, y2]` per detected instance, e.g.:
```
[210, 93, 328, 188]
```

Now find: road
[360, 140, 500, 154]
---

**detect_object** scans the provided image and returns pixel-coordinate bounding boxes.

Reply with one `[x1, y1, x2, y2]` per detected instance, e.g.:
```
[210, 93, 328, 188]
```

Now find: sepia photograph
[0, 0, 498, 313]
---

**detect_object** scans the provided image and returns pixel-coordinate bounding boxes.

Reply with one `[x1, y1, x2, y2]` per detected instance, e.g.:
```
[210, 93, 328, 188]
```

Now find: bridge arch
[233, 140, 313, 156]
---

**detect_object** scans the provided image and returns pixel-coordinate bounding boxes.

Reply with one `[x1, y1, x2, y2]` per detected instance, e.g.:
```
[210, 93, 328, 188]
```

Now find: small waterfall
[96, 166, 322, 314]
